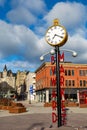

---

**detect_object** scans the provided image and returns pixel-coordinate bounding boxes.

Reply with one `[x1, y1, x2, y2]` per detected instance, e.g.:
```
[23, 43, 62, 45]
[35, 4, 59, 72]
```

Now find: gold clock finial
[53, 19, 59, 26]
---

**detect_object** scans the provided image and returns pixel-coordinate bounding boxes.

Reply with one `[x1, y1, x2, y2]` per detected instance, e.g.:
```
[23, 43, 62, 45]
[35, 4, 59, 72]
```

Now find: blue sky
[0, 0, 87, 72]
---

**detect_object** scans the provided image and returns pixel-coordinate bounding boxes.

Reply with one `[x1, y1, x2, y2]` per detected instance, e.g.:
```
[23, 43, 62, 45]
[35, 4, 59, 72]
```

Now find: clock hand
[55, 34, 63, 38]
[52, 34, 56, 39]
[52, 34, 58, 39]
[52, 34, 63, 39]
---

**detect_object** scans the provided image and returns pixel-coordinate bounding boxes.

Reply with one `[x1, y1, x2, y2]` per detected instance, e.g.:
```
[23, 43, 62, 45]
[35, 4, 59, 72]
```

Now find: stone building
[0, 65, 36, 101]
[25, 72, 36, 102]
[16, 71, 27, 95]
[0, 65, 16, 95]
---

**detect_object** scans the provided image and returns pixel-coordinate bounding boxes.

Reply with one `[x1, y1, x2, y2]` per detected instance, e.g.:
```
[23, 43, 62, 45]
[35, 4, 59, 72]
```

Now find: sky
[0, 0, 87, 72]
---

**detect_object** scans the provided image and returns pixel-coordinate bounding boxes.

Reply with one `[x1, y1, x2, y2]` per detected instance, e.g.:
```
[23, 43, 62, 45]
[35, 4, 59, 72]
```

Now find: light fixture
[40, 48, 77, 61]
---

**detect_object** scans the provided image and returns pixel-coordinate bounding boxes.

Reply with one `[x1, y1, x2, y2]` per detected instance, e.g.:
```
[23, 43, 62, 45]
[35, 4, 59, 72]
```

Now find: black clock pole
[55, 46, 62, 127]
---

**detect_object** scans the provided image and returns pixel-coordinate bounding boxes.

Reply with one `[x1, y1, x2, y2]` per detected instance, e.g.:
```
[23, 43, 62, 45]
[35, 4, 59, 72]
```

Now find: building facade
[16, 71, 27, 95]
[0, 65, 16, 97]
[35, 62, 87, 103]
[25, 72, 36, 103]
[0, 65, 36, 100]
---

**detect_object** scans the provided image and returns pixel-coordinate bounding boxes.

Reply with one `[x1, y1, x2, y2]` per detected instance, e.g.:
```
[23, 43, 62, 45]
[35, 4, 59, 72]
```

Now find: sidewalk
[0, 101, 52, 117]
[17, 100, 87, 114]
[0, 101, 87, 130]
[1, 101, 87, 117]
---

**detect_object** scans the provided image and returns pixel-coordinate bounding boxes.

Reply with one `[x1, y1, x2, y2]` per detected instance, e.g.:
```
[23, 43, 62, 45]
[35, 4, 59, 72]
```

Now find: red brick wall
[36, 62, 87, 91]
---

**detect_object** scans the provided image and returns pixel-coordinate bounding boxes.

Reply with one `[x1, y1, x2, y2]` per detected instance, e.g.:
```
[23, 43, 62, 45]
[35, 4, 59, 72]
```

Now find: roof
[3, 64, 7, 71]
[35, 62, 87, 73]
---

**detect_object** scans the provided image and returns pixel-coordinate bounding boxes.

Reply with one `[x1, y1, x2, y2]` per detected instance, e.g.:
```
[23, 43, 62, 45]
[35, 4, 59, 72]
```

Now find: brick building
[35, 62, 87, 103]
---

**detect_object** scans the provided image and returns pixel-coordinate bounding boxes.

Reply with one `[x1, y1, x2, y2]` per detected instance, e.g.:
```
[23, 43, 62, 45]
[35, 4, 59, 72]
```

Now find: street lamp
[60, 49, 77, 57]
[40, 48, 77, 61]
[40, 49, 55, 61]
[40, 48, 77, 127]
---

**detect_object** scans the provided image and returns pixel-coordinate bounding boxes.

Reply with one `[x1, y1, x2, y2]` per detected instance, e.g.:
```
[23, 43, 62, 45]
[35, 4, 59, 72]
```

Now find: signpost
[29, 85, 33, 104]
[30, 85, 33, 94]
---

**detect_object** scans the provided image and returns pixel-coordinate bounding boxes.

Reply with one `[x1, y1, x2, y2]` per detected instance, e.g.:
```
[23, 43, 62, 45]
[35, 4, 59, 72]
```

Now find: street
[0, 101, 87, 130]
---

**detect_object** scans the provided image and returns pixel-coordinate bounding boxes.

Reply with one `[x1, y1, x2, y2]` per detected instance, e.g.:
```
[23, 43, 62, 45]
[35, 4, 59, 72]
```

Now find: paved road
[0, 101, 87, 130]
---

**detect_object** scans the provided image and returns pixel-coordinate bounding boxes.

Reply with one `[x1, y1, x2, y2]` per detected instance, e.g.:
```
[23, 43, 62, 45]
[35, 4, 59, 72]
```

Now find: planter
[44, 102, 52, 107]
[9, 107, 26, 113]
[79, 104, 87, 108]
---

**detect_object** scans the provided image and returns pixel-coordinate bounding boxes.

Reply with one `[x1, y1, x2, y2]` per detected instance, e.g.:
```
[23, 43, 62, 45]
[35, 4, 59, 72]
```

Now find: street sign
[30, 85, 33, 94]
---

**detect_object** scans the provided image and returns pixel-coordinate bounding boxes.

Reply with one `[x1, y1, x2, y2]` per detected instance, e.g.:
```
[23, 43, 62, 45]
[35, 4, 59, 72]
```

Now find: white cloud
[7, 7, 37, 25]
[44, 2, 87, 29]
[0, 20, 42, 59]
[42, 2, 87, 64]
[0, 60, 35, 72]
[1, 1, 87, 72]
[7, 0, 46, 25]
[12, 60, 35, 71]
[11, 0, 46, 13]
[35, 2, 87, 44]
[62, 33, 87, 63]
[22, 0, 46, 14]
[0, 19, 56, 72]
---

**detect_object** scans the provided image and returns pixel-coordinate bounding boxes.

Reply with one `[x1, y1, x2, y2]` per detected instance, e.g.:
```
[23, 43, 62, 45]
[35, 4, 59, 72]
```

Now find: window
[83, 80, 86, 87]
[80, 80, 82, 86]
[68, 70, 71, 76]
[72, 80, 75, 86]
[85, 70, 87, 76]
[79, 70, 83, 76]
[83, 70, 85, 76]
[65, 80, 75, 87]
[79, 70, 87, 76]
[72, 70, 74, 76]
[65, 70, 67, 76]
[65, 80, 68, 86]
[65, 70, 74, 76]
[69, 80, 71, 86]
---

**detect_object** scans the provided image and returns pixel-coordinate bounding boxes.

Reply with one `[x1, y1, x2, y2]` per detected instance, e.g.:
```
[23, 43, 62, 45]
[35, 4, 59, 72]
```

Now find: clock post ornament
[45, 19, 68, 127]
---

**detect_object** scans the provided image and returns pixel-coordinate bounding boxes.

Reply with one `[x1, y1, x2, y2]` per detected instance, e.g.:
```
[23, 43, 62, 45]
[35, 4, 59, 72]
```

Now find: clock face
[45, 25, 68, 46]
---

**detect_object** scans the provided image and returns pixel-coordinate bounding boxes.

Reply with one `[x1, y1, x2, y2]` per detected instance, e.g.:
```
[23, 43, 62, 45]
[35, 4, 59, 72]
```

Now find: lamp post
[40, 48, 77, 127]
[55, 46, 61, 126]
